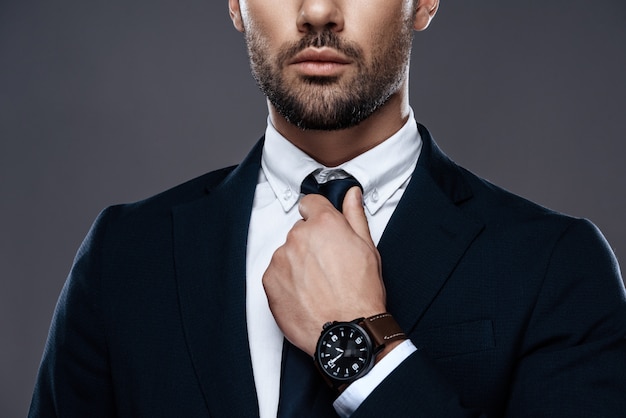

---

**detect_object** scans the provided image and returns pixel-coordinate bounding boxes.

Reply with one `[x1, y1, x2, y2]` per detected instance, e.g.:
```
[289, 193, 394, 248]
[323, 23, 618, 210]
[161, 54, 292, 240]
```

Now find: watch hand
[335, 347, 344, 353]
[328, 352, 343, 364]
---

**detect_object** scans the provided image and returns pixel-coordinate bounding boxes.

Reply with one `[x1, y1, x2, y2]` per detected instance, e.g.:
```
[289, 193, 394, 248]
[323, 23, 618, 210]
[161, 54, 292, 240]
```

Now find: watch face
[316, 322, 374, 382]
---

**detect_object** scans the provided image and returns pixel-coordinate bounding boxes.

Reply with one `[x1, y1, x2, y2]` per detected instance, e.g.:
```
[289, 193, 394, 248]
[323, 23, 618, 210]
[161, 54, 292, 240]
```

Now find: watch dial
[317, 323, 373, 381]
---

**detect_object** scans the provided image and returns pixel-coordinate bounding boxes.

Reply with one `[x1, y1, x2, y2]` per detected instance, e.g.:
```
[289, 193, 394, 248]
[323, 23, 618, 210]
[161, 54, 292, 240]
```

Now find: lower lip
[292, 61, 348, 77]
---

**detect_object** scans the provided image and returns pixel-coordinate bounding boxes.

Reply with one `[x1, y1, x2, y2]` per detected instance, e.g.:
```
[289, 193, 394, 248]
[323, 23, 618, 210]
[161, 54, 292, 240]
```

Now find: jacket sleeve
[28, 207, 118, 418]
[505, 219, 626, 416]
[352, 218, 626, 417]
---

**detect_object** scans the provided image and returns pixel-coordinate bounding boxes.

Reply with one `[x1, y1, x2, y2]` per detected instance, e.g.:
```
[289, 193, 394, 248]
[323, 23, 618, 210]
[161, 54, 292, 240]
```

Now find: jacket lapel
[172, 140, 263, 417]
[378, 125, 485, 334]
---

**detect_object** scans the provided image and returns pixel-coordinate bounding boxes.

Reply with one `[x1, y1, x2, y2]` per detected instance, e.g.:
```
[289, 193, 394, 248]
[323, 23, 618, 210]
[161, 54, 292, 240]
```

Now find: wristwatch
[314, 313, 406, 391]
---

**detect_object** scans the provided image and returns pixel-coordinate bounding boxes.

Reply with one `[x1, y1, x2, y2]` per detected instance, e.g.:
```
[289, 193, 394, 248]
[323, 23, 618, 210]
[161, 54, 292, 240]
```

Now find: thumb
[342, 187, 374, 245]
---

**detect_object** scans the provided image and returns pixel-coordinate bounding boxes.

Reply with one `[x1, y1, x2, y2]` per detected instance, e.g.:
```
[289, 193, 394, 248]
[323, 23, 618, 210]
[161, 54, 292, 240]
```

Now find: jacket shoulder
[105, 165, 237, 222]
[458, 165, 572, 225]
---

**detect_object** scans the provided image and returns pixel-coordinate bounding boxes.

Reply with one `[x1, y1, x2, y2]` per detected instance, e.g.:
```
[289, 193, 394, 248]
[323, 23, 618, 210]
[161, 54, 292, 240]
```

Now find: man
[29, 0, 626, 417]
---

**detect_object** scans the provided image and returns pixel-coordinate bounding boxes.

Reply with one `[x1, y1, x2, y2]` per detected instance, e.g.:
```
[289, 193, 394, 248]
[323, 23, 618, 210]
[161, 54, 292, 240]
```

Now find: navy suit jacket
[30, 125, 626, 417]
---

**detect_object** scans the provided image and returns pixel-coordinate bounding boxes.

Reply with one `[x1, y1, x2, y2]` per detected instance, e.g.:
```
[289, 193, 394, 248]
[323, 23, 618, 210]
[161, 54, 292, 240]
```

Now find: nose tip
[297, 0, 344, 33]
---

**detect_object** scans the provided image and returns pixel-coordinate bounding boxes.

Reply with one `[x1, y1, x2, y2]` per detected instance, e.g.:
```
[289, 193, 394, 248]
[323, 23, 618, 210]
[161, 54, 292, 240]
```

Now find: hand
[262, 187, 387, 356]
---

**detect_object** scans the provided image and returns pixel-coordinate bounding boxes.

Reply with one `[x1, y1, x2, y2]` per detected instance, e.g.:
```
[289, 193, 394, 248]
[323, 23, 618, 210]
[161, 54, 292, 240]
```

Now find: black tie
[277, 172, 361, 417]
[300, 171, 362, 212]
[277, 338, 336, 417]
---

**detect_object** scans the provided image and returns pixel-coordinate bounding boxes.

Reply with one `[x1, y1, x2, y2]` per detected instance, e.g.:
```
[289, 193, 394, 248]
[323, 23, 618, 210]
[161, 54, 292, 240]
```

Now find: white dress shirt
[246, 109, 422, 417]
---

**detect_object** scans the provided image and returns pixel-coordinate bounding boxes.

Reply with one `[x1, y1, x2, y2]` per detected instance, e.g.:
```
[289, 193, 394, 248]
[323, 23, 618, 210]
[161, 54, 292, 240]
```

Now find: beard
[245, 24, 413, 131]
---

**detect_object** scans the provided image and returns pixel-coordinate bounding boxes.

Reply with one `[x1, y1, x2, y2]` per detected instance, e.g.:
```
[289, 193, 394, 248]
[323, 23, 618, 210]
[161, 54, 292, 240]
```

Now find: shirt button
[283, 188, 293, 201]
[370, 189, 379, 203]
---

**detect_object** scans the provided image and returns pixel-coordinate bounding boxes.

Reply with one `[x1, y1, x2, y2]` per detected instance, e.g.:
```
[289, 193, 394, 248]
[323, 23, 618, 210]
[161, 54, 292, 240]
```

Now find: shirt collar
[261, 108, 422, 214]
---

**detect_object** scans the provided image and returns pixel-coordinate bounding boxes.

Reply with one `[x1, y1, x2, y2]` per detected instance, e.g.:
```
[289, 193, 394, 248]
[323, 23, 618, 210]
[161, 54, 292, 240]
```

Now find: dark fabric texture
[28, 125, 626, 417]
[300, 172, 362, 212]
[278, 340, 337, 418]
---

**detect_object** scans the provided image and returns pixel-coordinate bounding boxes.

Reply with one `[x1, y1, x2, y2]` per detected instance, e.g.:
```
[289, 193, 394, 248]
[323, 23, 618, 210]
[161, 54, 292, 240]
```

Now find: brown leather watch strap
[359, 313, 406, 350]
[314, 313, 406, 394]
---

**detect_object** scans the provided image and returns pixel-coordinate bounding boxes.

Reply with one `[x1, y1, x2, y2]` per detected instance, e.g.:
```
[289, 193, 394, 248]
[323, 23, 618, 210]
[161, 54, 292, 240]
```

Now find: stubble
[245, 19, 414, 131]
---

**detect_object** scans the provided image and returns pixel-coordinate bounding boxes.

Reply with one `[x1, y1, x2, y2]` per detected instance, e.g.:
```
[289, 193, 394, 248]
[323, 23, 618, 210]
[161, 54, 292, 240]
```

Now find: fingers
[342, 187, 375, 246]
[298, 193, 334, 221]
[298, 187, 374, 245]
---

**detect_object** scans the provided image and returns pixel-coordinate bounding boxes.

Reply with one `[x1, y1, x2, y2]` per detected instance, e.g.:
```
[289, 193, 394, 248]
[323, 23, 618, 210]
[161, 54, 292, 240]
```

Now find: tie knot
[300, 170, 362, 212]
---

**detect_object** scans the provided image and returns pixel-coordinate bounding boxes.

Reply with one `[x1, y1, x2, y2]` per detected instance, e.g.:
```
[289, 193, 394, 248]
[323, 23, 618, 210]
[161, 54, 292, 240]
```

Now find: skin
[228, 0, 439, 360]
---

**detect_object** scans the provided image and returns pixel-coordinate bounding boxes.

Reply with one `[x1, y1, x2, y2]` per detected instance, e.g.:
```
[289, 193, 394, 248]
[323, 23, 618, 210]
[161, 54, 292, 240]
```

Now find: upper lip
[289, 48, 351, 65]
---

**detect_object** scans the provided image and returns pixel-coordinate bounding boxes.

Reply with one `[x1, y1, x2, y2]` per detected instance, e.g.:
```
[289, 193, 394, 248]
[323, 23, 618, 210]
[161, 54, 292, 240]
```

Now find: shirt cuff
[332, 339, 417, 417]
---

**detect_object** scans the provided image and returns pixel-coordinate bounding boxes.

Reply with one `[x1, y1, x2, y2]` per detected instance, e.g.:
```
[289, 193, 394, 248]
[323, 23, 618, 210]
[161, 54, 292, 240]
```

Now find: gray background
[1, 1, 625, 416]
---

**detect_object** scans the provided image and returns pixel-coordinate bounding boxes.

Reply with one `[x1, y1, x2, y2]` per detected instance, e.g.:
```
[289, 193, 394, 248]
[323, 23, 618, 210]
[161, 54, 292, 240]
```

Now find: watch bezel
[314, 321, 376, 384]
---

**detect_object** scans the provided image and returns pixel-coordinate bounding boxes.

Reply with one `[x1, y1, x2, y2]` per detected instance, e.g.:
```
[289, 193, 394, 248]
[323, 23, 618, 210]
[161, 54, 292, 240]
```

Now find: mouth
[288, 47, 352, 77]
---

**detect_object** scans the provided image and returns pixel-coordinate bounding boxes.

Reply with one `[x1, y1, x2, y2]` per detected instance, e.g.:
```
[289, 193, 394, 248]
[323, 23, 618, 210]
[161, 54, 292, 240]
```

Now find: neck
[268, 83, 410, 167]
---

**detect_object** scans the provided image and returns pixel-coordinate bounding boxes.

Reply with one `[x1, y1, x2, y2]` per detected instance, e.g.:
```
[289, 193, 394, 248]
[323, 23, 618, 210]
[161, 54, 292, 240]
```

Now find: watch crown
[322, 321, 334, 330]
